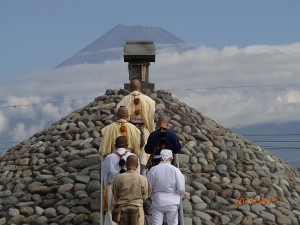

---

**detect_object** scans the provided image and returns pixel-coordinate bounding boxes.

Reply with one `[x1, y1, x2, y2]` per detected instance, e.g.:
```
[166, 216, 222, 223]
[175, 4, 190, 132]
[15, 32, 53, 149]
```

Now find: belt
[130, 121, 144, 126]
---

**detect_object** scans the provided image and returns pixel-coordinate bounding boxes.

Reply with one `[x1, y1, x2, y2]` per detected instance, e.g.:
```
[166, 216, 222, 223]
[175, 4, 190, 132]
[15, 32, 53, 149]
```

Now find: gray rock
[0, 218, 6, 225]
[193, 211, 211, 221]
[190, 156, 198, 164]
[70, 206, 91, 214]
[74, 175, 90, 184]
[182, 199, 192, 213]
[260, 211, 276, 222]
[3, 196, 17, 205]
[191, 195, 204, 204]
[32, 216, 48, 225]
[184, 217, 193, 225]
[8, 208, 20, 217]
[221, 215, 231, 224]
[58, 213, 76, 224]
[43, 207, 57, 218]
[190, 181, 207, 191]
[192, 217, 202, 225]
[57, 206, 70, 215]
[35, 206, 44, 215]
[193, 202, 208, 211]
[87, 180, 100, 194]
[178, 154, 190, 163]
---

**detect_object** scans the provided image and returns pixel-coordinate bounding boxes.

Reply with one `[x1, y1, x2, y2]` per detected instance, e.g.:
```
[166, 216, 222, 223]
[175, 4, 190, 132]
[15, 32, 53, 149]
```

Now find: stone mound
[1, 88, 300, 225]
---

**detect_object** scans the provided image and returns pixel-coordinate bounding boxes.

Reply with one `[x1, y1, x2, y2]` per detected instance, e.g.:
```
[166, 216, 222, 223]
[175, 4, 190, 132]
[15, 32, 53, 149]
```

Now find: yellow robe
[117, 91, 155, 132]
[101, 119, 141, 157]
[117, 91, 155, 166]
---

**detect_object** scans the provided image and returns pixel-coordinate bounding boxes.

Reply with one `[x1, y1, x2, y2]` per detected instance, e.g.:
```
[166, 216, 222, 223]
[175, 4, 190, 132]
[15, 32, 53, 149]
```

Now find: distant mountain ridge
[55, 24, 186, 68]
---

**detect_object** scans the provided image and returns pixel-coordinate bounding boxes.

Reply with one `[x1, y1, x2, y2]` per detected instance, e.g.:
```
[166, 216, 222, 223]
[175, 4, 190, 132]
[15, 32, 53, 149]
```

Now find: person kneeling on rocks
[146, 149, 185, 225]
[111, 155, 151, 225]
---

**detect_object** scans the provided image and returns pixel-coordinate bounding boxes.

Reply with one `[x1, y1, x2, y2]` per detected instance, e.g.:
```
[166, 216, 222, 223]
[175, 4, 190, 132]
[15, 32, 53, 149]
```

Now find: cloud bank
[1, 42, 300, 150]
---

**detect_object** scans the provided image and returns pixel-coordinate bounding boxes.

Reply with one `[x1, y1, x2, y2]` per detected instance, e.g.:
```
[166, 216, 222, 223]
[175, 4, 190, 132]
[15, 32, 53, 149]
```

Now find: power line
[0, 97, 95, 109]
[241, 134, 300, 136]
[169, 83, 300, 91]
[260, 145, 300, 148]
[254, 141, 300, 143]
[1, 83, 300, 109]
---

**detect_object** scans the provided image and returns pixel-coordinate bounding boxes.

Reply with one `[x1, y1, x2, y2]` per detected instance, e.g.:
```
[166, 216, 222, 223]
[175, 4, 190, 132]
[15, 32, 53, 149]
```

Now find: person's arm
[144, 133, 154, 154]
[175, 169, 185, 196]
[142, 178, 152, 200]
[172, 132, 182, 154]
[112, 176, 120, 202]
[112, 196, 118, 208]
[146, 170, 154, 197]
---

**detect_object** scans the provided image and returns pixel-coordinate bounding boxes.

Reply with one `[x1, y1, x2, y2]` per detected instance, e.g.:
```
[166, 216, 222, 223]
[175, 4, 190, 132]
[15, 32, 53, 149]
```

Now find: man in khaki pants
[112, 155, 151, 225]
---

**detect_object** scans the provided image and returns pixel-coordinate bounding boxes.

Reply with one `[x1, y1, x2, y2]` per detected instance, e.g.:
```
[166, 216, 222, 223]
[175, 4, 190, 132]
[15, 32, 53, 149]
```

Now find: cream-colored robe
[101, 119, 141, 157]
[117, 91, 155, 165]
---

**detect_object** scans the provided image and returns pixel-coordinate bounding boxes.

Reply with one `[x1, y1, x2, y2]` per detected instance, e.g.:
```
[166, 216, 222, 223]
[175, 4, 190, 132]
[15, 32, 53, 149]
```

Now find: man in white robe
[102, 136, 140, 225]
[117, 79, 155, 174]
[146, 150, 185, 225]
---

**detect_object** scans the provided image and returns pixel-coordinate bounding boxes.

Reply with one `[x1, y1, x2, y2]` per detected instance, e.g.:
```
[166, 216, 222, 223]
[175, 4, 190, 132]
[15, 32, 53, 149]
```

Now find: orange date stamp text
[235, 197, 282, 205]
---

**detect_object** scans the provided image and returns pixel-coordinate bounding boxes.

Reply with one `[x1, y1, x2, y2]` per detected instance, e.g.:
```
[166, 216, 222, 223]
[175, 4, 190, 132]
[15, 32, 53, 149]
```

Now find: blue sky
[1, 1, 300, 166]
[1, 1, 300, 79]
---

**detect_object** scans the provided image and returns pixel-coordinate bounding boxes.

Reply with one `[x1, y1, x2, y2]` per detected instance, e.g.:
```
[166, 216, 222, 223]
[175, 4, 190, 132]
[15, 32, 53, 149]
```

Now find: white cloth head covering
[160, 149, 173, 161]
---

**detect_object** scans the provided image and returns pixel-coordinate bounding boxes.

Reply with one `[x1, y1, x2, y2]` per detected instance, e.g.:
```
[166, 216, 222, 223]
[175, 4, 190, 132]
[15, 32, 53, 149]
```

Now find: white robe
[102, 148, 140, 186]
[102, 148, 140, 225]
[146, 161, 185, 207]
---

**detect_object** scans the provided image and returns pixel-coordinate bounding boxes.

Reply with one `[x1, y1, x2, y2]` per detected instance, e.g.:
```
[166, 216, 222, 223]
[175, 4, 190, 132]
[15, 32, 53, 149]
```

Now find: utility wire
[242, 134, 300, 136]
[0, 97, 95, 109]
[254, 141, 300, 143]
[169, 83, 300, 91]
[0, 83, 300, 109]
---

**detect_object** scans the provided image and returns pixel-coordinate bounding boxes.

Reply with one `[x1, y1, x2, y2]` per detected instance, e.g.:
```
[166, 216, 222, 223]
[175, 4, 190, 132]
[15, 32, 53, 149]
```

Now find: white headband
[160, 149, 173, 161]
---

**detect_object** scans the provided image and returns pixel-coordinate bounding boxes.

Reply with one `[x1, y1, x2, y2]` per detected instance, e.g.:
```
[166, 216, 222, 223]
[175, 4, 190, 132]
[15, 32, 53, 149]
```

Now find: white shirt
[102, 148, 140, 186]
[146, 161, 185, 207]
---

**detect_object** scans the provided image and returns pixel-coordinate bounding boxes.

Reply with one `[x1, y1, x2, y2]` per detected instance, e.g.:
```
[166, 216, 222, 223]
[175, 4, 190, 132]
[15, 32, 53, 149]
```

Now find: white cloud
[0, 112, 7, 134]
[9, 121, 46, 142]
[0, 42, 300, 144]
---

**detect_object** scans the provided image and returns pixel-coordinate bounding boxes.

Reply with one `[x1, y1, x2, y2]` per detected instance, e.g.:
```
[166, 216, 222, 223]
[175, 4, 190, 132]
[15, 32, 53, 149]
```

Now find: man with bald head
[145, 115, 181, 168]
[112, 155, 151, 225]
[102, 136, 140, 225]
[100, 106, 141, 157]
[117, 79, 155, 174]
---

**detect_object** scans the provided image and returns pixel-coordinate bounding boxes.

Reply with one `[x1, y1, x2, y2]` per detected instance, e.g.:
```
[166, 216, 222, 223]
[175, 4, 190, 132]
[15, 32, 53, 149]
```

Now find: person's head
[125, 155, 139, 170]
[130, 79, 141, 92]
[116, 106, 129, 120]
[160, 149, 173, 162]
[156, 115, 169, 129]
[115, 136, 128, 149]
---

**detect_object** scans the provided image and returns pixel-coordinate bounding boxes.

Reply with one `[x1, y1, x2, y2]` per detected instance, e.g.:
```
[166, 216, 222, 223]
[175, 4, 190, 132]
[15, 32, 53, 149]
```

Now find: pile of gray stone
[1, 88, 300, 225]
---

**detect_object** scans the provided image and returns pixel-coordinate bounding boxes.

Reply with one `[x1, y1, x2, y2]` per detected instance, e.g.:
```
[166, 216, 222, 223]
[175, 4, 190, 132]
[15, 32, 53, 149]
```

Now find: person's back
[146, 150, 185, 225]
[113, 170, 149, 206]
[102, 149, 140, 186]
[102, 137, 140, 225]
[112, 155, 151, 225]
[145, 129, 181, 156]
[100, 106, 141, 158]
[147, 160, 184, 207]
[145, 115, 181, 168]
[116, 80, 155, 175]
